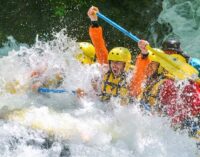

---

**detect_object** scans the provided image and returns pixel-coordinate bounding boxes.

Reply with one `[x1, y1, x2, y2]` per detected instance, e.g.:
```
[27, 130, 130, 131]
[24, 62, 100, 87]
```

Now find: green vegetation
[0, 0, 171, 57]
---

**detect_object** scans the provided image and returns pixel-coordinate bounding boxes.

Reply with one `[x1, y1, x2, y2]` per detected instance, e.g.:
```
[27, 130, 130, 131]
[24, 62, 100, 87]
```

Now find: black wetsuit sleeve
[141, 53, 149, 59]
[91, 21, 99, 28]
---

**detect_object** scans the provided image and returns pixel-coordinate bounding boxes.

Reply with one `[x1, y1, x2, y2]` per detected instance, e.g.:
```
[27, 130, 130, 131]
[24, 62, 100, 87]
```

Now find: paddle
[38, 87, 75, 94]
[147, 46, 199, 79]
[96, 12, 199, 80]
[189, 58, 200, 77]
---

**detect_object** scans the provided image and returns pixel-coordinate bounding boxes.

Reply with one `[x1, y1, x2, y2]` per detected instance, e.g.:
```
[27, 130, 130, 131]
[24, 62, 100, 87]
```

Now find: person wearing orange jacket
[88, 5, 200, 135]
[87, 6, 153, 104]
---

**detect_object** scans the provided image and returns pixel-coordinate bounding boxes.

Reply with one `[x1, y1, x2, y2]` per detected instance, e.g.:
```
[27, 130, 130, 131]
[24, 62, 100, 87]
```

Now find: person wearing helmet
[76, 45, 131, 104]
[87, 6, 153, 104]
[137, 39, 200, 129]
[30, 42, 95, 93]
[158, 39, 200, 126]
[76, 42, 96, 64]
[159, 39, 200, 138]
[85, 6, 139, 104]
[162, 38, 200, 77]
[162, 39, 183, 54]
[99, 47, 131, 102]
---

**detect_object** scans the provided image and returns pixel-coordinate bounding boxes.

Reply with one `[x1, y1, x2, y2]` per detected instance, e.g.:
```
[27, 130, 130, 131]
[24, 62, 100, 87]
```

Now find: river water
[0, 0, 200, 157]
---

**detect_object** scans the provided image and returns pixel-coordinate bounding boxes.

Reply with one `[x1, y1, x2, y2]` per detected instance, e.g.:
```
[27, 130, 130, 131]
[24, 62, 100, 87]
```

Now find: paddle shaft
[38, 87, 75, 94]
[97, 12, 140, 43]
[97, 12, 199, 79]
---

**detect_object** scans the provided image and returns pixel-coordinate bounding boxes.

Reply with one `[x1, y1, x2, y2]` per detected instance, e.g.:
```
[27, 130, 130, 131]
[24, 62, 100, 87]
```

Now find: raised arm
[88, 6, 108, 65]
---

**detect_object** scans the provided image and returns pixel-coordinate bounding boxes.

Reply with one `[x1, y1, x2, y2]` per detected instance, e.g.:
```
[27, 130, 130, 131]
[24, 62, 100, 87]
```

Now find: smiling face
[110, 61, 125, 77]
